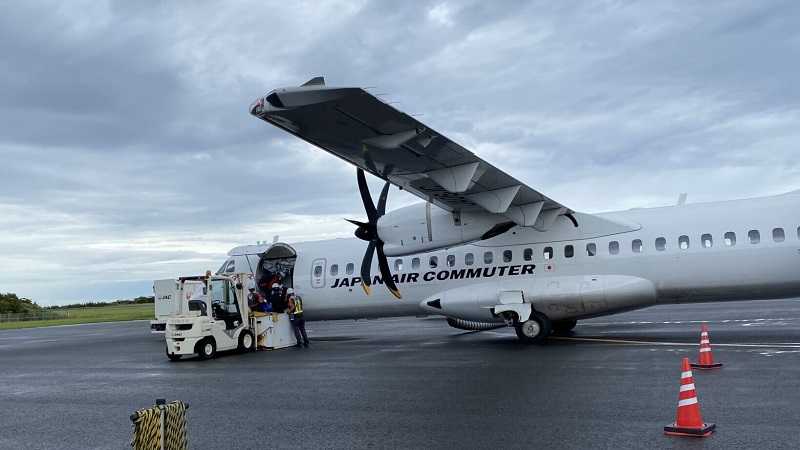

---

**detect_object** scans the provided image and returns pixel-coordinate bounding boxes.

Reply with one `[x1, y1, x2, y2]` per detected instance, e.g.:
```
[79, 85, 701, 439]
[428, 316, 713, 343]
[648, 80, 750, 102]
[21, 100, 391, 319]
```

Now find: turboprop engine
[378, 202, 515, 257]
[347, 168, 515, 299]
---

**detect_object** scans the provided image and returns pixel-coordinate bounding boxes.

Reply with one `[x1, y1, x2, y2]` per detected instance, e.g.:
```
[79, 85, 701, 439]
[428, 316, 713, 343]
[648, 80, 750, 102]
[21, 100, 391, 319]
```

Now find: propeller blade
[345, 218, 368, 228]
[376, 181, 390, 217]
[357, 168, 378, 222]
[376, 242, 402, 299]
[360, 240, 377, 295]
[345, 218, 373, 241]
[361, 143, 380, 175]
[382, 163, 395, 177]
[352, 167, 402, 299]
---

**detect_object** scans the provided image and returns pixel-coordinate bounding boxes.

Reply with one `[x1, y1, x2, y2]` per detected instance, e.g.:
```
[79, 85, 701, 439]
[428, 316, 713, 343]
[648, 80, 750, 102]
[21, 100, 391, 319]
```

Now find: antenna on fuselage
[677, 193, 688, 206]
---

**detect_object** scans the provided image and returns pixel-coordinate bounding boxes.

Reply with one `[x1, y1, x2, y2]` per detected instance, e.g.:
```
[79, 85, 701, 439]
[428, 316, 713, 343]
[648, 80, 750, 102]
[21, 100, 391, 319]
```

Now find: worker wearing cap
[287, 288, 308, 347]
[269, 282, 287, 313]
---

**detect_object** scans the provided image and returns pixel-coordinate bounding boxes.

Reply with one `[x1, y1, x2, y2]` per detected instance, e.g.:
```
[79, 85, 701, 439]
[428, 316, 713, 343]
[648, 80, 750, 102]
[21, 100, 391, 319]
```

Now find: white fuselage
[287, 193, 800, 322]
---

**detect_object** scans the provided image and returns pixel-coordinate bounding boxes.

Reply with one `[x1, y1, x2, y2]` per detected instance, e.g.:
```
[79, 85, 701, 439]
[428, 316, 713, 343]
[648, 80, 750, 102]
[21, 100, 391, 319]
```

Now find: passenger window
[330, 264, 339, 276]
[655, 237, 666, 251]
[564, 245, 574, 258]
[797, 226, 800, 240]
[503, 250, 512, 262]
[543, 247, 553, 260]
[586, 243, 596, 256]
[429, 256, 438, 268]
[412, 258, 420, 270]
[748, 230, 760, 244]
[632, 239, 642, 253]
[394, 259, 403, 271]
[346, 263, 354, 275]
[314, 265, 323, 277]
[465, 253, 474, 266]
[725, 232, 736, 246]
[609, 241, 619, 255]
[447, 255, 456, 267]
[484, 252, 493, 264]
[773, 228, 785, 242]
[523, 248, 533, 261]
[679, 235, 689, 250]
[701, 234, 713, 248]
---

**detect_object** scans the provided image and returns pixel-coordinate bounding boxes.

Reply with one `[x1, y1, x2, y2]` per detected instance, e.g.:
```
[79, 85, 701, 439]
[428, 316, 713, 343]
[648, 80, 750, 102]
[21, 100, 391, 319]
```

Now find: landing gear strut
[514, 311, 552, 342]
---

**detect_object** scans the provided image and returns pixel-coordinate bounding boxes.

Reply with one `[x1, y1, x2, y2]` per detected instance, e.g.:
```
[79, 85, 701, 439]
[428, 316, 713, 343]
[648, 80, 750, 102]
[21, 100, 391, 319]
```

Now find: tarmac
[1, 298, 799, 449]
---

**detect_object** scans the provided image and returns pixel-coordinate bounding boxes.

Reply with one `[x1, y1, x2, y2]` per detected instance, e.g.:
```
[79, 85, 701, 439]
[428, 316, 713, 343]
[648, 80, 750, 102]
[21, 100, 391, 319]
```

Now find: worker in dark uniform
[287, 288, 308, 347]
[269, 282, 287, 313]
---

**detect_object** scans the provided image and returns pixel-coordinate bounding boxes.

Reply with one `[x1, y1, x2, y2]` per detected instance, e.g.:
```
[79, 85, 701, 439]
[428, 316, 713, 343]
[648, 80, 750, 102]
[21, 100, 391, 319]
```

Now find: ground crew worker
[247, 281, 272, 313]
[269, 282, 287, 312]
[287, 288, 308, 347]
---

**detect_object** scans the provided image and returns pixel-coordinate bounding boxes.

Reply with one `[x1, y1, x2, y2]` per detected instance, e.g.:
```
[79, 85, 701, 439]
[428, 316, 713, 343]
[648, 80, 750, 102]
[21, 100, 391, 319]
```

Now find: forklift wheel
[197, 338, 216, 360]
[238, 330, 255, 352]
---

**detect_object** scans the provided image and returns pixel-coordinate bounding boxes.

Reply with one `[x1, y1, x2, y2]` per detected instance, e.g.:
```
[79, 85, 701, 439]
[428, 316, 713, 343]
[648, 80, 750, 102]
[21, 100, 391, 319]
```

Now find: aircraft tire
[514, 311, 552, 342]
[197, 338, 216, 360]
[238, 330, 255, 352]
[166, 345, 182, 362]
[551, 319, 578, 334]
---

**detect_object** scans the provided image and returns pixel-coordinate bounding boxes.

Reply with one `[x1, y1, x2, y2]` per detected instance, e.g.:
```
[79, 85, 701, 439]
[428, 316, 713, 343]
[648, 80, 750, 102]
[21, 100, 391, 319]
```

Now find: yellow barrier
[131, 399, 189, 450]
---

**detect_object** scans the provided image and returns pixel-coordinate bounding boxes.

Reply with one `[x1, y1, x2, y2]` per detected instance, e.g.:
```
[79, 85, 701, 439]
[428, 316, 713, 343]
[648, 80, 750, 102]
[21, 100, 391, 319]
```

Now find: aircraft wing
[250, 77, 571, 230]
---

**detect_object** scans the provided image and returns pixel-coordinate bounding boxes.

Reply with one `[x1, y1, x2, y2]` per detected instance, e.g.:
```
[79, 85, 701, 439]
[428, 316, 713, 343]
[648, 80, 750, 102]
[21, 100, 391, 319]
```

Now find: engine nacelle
[418, 275, 656, 322]
[378, 203, 510, 257]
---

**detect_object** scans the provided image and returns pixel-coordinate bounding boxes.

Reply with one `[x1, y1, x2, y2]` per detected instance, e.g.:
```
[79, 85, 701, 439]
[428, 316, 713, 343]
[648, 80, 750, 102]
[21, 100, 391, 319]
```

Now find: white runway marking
[585, 317, 800, 327]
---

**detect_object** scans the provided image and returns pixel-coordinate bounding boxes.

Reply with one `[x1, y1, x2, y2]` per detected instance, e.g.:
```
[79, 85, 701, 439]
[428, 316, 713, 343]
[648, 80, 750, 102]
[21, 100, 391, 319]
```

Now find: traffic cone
[690, 324, 723, 370]
[664, 358, 716, 437]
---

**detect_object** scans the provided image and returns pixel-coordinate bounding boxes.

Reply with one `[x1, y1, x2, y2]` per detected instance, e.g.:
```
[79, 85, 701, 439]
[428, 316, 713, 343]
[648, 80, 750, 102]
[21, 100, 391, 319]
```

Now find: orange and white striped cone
[690, 324, 723, 370]
[664, 357, 716, 437]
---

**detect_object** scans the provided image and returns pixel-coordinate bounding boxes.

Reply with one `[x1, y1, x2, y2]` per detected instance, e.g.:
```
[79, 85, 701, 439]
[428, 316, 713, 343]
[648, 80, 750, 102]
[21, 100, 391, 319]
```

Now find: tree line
[0, 292, 154, 313]
[0, 293, 40, 314]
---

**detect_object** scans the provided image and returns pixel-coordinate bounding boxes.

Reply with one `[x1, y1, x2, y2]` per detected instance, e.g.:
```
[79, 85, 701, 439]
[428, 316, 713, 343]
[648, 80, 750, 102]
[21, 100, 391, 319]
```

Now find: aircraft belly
[531, 275, 656, 320]
[652, 249, 800, 303]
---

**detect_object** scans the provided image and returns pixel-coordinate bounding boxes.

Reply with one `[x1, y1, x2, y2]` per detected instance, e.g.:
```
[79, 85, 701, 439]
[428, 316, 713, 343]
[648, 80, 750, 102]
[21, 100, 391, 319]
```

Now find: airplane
[243, 77, 800, 342]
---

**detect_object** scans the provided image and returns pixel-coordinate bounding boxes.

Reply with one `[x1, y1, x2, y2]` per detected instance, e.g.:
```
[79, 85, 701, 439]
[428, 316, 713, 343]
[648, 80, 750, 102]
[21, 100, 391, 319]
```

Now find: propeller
[346, 168, 402, 299]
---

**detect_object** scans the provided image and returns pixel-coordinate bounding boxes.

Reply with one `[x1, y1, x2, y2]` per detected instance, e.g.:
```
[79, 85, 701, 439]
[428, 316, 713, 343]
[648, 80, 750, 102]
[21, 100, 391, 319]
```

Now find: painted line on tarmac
[552, 336, 800, 348]
[584, 317, 800, 326]
[552, 336, 693, 346]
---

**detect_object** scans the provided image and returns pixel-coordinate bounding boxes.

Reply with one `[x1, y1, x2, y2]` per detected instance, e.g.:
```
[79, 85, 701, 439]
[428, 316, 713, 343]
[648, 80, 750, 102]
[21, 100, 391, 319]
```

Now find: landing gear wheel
[551, 319, 577, 334]
[197, 338, 216, 360]
[514, 311, 552, 342]
[166, 345, 182, 361]
[238, 331, 254, 352]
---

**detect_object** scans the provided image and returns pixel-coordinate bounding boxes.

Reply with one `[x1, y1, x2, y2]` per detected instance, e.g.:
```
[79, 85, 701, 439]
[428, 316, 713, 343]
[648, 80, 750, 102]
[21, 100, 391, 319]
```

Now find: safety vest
[290, 295, 303, 314]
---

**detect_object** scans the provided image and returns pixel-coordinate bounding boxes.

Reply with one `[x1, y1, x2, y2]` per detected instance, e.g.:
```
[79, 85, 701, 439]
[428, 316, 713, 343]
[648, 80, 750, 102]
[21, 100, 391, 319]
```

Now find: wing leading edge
[250, 78, 630, 233]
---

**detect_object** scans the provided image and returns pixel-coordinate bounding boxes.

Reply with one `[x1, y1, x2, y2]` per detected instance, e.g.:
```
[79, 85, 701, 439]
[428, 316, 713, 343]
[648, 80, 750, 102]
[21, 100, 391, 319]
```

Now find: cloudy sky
[2, 1, 799, 306]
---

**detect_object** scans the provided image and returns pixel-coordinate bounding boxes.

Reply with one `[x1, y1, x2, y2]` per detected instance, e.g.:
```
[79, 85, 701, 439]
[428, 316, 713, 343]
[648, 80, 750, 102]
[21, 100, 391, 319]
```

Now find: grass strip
[0, 303, 153, 330]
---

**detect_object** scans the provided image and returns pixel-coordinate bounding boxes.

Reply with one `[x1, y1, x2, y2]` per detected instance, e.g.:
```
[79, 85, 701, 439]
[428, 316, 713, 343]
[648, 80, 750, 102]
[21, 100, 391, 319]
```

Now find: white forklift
[164, 272, 296, 361]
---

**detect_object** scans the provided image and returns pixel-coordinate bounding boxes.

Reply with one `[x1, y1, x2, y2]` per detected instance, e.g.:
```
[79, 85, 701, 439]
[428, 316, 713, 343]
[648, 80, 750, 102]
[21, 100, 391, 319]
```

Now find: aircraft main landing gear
[514, 311, 552, 342]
